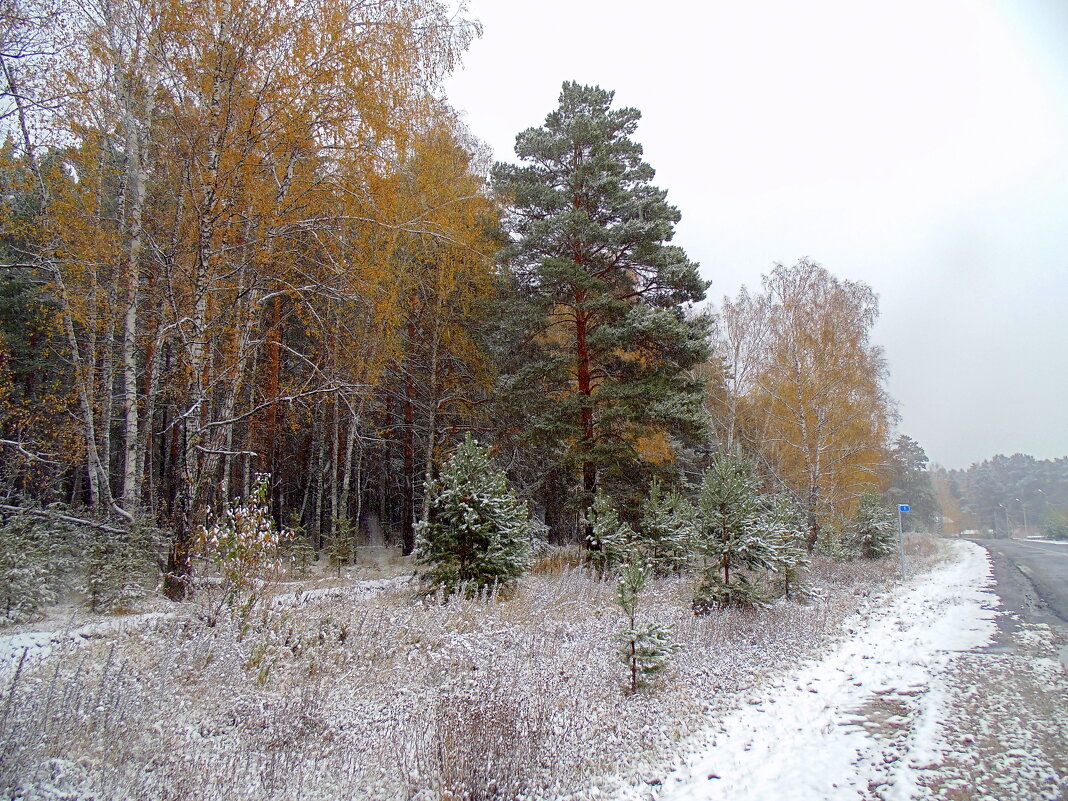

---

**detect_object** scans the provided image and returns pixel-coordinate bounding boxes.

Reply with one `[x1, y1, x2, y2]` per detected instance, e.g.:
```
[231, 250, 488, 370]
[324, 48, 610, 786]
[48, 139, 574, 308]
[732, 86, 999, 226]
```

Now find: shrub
[1041, 511, 1068, 541]
[196, 474, 289, 621]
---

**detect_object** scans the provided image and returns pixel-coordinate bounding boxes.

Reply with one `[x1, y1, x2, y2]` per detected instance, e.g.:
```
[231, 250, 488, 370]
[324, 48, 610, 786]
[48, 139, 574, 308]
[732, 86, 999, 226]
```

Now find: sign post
[898, 504, 910, 578]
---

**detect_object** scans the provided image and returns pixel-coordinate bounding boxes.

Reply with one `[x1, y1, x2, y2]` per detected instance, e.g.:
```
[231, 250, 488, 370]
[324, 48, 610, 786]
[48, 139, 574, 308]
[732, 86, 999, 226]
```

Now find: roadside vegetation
[2, 2, 1064, 798]
[2, 537, 934, 801]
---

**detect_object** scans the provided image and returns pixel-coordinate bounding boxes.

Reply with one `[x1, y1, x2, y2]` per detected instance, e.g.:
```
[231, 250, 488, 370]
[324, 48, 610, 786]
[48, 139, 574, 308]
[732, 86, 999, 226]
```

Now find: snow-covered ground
[643, 541, 1000, 801]
[0, 611, 175, 679]
[0, 576, 409, 678]
[11, 541, 1059, 801]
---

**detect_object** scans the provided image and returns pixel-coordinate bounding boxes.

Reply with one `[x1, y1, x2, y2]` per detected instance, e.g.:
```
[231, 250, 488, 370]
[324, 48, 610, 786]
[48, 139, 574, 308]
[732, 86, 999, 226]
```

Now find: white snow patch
[655, 540, 999, 801]
[0, 611, 175, 680]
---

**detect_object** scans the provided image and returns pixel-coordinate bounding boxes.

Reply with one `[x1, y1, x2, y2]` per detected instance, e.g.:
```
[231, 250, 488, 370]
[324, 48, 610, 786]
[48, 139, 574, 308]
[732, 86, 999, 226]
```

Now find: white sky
[444, 0, 1068, 470]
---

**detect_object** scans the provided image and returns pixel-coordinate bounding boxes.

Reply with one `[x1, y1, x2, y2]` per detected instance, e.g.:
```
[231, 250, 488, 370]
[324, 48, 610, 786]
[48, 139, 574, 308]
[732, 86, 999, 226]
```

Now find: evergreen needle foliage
[846, 492, 898, 559]
[615, 559, 677, 692]
[763, 494, 813, 601]
[329, 516, 356, 577]
[493, 81, 710, 521]
[638, 478, 696, 574]
[416, 435, 531, 596]
[0, 512, 68, 622]
[693, 453, 778, 611]
[584, 491, 637, 572]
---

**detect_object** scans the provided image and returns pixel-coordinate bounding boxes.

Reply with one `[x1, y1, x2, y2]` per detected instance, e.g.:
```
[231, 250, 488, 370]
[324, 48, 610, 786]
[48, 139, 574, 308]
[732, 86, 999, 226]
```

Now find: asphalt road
[973, 537, 1068, 635]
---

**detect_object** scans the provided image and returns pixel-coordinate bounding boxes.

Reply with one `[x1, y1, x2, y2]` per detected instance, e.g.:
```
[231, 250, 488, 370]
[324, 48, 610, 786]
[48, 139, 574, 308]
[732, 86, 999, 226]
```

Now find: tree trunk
[401, 351, 416, 555]
[575, 306, 597, 544]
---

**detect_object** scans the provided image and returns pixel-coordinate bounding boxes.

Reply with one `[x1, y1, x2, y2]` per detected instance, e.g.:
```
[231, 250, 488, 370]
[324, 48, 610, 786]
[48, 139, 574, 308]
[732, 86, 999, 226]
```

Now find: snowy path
[658, 541, 999, 801]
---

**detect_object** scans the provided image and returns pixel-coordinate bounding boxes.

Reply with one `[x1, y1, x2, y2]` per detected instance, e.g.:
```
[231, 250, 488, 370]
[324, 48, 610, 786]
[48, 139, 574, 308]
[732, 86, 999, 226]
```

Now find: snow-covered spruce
[415, 434, 531, 595]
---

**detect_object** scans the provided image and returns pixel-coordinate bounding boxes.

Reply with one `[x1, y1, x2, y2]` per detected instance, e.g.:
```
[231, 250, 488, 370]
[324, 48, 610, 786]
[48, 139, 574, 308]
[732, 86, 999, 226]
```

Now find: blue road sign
[899, 504, 910, 512]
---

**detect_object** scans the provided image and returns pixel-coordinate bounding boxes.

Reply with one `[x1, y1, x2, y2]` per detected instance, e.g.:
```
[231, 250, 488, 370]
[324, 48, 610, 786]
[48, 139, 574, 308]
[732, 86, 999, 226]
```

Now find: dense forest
[934, 454, 1068, 537]
[0, 0, 1026, 609]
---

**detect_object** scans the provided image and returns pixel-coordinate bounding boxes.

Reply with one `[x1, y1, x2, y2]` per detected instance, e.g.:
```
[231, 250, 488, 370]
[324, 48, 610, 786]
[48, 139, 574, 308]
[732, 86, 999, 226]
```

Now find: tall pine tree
[493, 82, 709, 537]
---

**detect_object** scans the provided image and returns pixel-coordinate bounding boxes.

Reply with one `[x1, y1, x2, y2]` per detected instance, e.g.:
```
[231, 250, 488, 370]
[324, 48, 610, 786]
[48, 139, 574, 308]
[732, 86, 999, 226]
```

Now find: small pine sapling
[86, 530, 118, 613]
[584, 491, 637, 573]
[329, 516, 356, 577]
[615, 558, 678, 692]
[415, 434, 531, 596]
[291, 534, 315, 577]
[0, 513, 64, 622]
[763, 494, 813, 601]
[692, 453, 777, 612]
[284, 511, 314, 577]
[638, 478, 696, 574]
[845, 492, 897, 559]
[85, 521, 162, 613]
[527, 510, 551, 559]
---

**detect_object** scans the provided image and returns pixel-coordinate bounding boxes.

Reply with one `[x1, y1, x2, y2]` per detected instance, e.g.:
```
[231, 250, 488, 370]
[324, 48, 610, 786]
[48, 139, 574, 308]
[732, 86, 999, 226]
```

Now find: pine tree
[493, 81, 710, 531]
[615, 559, 677, 692]
[584, 490, 637, 572]
[693, 453, 778, 611]
[763, 494, 812, 601]
[0, 513, 62, 622]
[638, 478, 696, 574]
[283, 511, 314, 577]
[846, 492, 897, 559]
[291, 533, 315, 577]
[329, 516, 356, 577]
[415, 435, 531, 595]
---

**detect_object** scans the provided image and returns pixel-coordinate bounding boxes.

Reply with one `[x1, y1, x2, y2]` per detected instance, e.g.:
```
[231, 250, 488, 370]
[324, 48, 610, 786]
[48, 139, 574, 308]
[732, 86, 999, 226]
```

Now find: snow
[0, 612, 175, 679]
[651, 541, 999, 801]
[0, 577, 407, 680]
[272, 575, 412, 607]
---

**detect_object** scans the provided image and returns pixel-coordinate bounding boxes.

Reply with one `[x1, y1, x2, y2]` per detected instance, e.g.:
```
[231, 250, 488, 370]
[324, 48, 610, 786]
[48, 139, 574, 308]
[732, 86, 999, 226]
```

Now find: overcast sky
[443, 0, 1068, 470]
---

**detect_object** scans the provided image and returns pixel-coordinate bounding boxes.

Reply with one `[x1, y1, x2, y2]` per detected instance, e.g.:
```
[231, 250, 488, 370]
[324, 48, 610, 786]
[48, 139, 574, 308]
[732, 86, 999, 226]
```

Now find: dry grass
[0, 553, 909, 800]
[528, 545, 587, 576]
